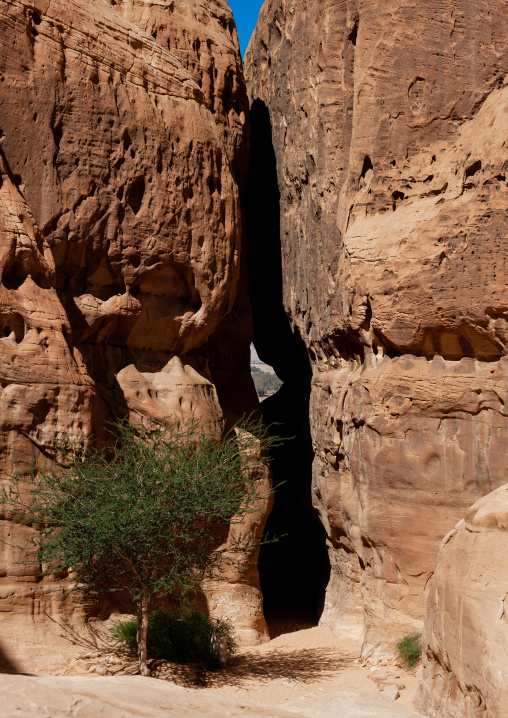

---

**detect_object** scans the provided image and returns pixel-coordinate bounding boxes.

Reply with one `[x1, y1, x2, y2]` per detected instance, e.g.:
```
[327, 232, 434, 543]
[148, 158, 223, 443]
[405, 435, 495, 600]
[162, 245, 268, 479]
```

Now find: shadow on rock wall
[0, 641, 21, 675]
[245, 100, 330, 631]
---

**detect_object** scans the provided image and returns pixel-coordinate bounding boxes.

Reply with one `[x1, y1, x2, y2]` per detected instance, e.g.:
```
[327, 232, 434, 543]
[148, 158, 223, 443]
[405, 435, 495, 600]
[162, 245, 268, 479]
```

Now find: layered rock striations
[416, 485, 508, 717]
[0, 0, 268, 666]
[245, 0, 508, 653]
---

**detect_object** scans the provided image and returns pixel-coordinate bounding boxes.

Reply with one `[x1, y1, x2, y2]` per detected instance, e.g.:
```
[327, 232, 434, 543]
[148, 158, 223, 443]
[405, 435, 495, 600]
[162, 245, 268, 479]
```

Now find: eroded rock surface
[0, 675, 421, 718]
[0, 675, 295, 718]
[245, 0, 508, 653]
[0, 0, 268, 663]
[416, 485, 508, 717]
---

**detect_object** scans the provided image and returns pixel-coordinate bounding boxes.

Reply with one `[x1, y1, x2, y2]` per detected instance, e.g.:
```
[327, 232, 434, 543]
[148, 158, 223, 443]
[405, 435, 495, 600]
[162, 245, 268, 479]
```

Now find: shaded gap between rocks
[0, 639, 22, 675]
[245, 99, 330, 637]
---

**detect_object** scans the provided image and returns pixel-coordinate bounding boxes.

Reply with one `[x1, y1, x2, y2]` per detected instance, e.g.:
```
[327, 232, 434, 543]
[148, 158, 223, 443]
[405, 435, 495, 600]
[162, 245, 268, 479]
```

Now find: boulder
[416, 484, 508, 717]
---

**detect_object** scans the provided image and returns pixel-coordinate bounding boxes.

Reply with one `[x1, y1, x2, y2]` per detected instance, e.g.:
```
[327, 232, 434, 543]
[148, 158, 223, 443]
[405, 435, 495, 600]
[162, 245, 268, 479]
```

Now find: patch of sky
[228, 0, 265, 57]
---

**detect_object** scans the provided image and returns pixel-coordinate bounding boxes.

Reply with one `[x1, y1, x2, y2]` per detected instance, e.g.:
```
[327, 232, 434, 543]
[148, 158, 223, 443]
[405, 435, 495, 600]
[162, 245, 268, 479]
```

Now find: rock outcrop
[0, 675, 422, 718]
[0, 0, 268, 665]
[416, 484, 508, 718]
[0, 675, 295, 718]
[245, 0, 508, 653]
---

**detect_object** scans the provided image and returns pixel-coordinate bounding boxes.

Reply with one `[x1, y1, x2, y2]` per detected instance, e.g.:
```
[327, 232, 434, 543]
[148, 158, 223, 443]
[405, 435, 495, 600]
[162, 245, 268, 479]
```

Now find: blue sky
[228, 0, 265, 57]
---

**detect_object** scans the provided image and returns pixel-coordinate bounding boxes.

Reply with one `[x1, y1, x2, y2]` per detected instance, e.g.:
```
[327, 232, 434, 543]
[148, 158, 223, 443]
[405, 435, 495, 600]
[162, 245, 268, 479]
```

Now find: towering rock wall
[245, 0, 508, 653]
[0, 0, 268, 669]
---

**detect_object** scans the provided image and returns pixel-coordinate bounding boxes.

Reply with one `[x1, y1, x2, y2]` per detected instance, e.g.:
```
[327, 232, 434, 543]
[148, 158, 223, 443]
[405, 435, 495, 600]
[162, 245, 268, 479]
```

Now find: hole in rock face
[360, 155, 373, 179]
[52, 122, 63, 149]
[246, 99, 330, 637]
[465, 160, 482, 178]
[127, 176, 145, 214]
[392, 190, 405, 211]
[2, 265, 25, 290]
[463, 161, 482, 189]
[30, 10, 41, 36]
[0, 312, 25, 343]
[348, 17, 359, 46]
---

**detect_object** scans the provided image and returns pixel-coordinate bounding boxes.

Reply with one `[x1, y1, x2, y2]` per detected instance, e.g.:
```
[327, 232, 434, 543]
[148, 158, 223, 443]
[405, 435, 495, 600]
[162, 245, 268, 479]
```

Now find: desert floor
[59, 615, 422, 713]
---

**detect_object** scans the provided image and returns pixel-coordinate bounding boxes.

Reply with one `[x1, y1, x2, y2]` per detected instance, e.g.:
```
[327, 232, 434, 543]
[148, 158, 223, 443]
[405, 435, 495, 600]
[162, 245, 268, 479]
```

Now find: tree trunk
[137, 594, 150, 677]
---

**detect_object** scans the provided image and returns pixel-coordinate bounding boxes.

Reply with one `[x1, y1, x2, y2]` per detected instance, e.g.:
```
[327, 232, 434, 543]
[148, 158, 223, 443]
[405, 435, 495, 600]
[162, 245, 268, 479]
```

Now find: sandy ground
[58, 619, 422, 713]
[202, 625, 421, 712]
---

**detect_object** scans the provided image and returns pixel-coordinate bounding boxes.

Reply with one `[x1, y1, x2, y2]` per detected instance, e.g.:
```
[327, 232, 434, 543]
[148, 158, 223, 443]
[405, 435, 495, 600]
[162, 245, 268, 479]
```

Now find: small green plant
[397, 633, 422, 668]
[110, 608, 236, 670]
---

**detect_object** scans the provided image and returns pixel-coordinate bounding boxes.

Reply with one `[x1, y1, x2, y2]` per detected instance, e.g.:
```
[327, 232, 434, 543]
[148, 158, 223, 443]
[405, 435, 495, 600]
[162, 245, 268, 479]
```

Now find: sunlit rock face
[416, 485, 508, 718]
[0, 0, 268, 668]
[245, 0, 508, 654]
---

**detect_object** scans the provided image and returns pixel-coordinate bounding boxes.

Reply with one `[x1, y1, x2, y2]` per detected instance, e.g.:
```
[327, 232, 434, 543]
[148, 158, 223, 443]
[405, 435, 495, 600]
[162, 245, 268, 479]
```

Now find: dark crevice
[122, 130, 132, 151]
[465, 160, 482, 177]
[360, 155, 373, 179]
[259, 384, 330, 632]
[464, 160, 482, 188]
[127, 176, 145, 214]
[52, 122, 63, 149]
[0, 312, 25, 343]
[245, 99, 330, 633]
[392, 190, 405, 211]
[348, 17, 359, 47]
[423, 182, 448, 197]
[2, 253, 29, 295]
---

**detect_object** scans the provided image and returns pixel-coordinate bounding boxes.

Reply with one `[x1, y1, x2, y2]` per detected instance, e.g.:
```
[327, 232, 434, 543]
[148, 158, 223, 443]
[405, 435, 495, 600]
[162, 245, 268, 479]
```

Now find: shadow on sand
[150, 645, 356, 688]
[103, 642, 356, 690]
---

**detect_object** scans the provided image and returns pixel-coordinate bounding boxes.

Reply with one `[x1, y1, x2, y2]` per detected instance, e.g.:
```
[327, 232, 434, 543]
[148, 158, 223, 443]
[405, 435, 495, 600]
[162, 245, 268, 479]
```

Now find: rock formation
[0, 675, 422, 718]
[416, 484, 508, 717]
[0, 0, 268, 666]
[245, 0, 508, 654]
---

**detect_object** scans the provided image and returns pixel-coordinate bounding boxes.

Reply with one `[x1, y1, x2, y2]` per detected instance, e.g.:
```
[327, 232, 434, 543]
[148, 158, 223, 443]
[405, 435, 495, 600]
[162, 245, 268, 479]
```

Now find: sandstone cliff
[245, 0, 508, 654]
[0, 0, 268, 668]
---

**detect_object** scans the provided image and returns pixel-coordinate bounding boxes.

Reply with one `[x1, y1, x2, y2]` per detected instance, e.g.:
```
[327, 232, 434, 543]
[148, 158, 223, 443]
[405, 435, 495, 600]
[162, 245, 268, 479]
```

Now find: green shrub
[251, 369, 282, 397]
[397, 633, 422, 668]
[111, 608, 237, 670]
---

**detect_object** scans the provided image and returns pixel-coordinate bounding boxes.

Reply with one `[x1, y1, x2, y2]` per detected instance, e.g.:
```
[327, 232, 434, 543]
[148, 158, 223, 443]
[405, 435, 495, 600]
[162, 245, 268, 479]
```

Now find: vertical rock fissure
[245, 100, 330, 633]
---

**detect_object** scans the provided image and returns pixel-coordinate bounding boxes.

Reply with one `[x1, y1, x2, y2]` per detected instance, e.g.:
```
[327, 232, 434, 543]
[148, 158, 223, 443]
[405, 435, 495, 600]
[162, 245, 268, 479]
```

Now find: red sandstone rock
[246, 0, 508, 654]
[0, 0, 268, 666]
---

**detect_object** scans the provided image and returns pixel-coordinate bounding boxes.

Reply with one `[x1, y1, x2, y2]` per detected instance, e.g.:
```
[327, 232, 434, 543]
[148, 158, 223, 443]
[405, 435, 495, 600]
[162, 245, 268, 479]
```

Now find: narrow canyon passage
[245, 98, 330, 635]
[257, 383, 330, 634]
